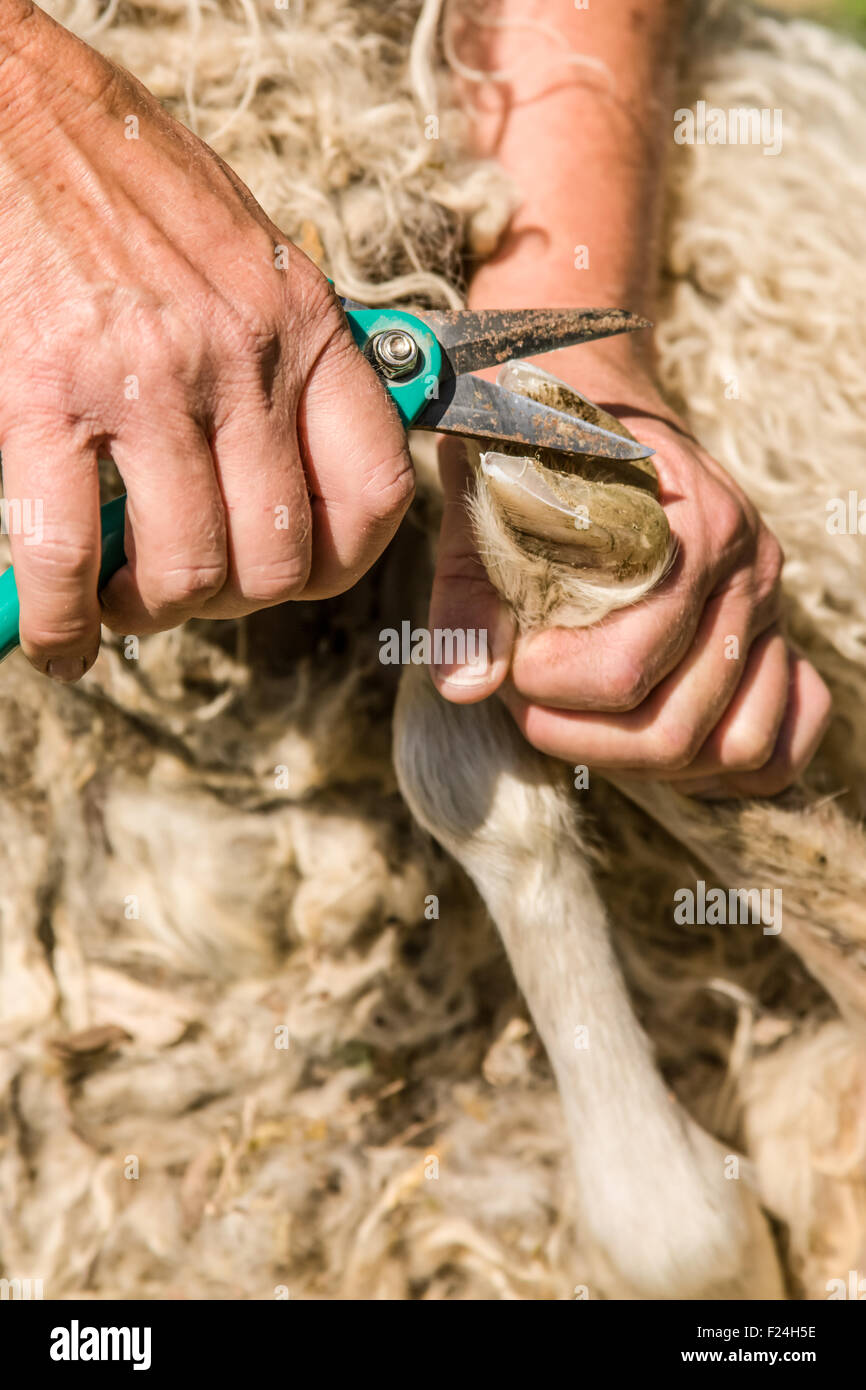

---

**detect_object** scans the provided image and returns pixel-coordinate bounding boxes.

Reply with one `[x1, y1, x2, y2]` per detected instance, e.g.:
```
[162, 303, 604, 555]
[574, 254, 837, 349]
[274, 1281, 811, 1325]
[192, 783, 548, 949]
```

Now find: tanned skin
[0, 1, 829, 794]
[430, 0, 830, 798]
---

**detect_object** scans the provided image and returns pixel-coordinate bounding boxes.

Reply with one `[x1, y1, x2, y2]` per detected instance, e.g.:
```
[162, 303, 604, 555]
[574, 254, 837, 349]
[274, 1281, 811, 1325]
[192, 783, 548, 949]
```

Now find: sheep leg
[393, 664, 783, 1298]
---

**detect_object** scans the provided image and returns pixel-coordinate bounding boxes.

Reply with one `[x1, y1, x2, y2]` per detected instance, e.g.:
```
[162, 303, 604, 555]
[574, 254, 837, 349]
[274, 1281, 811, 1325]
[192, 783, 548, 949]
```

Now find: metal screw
[370, 329, 420, 378]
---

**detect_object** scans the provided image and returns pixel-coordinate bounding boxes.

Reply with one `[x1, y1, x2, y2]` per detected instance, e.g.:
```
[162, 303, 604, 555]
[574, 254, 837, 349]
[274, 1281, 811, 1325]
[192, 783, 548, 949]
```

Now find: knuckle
[148, 561, 227, 610]
[25, 533, 96, 584]
[229, 259, 334, 366]
[21, 618, 94, 656]
[300, 289, 371, 381]
[756, 532, 785, 595]
[133, 312, 207, 386]
[713, 493, 748, 557]
[362, 453, 416, 525]
[224, 304, 281, 359]
[61, 295, 108, 340]
[7, 295, 112, 411]
[604, 654, 652, 712]
[38, 296, 109, 359]
[236, 559, 309, 605]
[133, 314, 180, 365]
[722, 725, 778, 773]
[219, 308, 292, 399]
[291, 264, 343, 335]
[651, 719, 703, 771]
[7, 375, 78, 427]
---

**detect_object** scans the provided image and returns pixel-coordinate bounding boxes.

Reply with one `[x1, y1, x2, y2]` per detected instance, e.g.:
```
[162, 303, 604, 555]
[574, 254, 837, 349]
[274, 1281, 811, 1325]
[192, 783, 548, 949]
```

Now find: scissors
[0, 293, 652, 663]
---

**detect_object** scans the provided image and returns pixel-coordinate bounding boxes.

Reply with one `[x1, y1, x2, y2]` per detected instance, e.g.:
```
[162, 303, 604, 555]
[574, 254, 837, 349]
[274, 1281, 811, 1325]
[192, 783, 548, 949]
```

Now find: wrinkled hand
[429, 360, 831, 799]
[0, 5, 412, 680]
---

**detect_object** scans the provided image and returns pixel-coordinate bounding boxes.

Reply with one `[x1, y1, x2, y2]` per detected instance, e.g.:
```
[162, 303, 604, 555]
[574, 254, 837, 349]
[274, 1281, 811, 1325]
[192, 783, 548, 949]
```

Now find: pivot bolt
[370, 329, 420, 378]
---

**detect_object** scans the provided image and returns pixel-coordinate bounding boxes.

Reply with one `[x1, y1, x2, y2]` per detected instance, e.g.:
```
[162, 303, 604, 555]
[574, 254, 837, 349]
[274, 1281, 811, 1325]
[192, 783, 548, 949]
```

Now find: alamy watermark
[50, 1320, 151, 1371]
[674, 101, 783, 157]
[826, 1270, 866, 1299]
[379, 621, 488, 669]
[826, 491, 866, 534]
[0, 1276, 43, 1300]
[0, 497, 43, 544]
[674, 879, 782, 935]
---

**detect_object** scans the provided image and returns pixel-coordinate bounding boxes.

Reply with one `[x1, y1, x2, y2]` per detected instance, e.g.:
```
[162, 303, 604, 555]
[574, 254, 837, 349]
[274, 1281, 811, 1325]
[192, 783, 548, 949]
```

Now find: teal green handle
[342, 306, 442, 427]
[0, 303, 440, 664]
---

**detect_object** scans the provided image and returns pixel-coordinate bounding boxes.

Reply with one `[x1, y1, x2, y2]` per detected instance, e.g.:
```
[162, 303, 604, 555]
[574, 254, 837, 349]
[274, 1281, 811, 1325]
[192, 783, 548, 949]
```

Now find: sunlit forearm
[451, 0, 687, 373]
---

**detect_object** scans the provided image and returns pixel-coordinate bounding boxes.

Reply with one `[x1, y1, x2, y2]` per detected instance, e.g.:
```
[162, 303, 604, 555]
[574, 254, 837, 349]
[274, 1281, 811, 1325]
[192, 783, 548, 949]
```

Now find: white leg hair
[394, 666, 783, 1297]
[393, 360, 783, 1297]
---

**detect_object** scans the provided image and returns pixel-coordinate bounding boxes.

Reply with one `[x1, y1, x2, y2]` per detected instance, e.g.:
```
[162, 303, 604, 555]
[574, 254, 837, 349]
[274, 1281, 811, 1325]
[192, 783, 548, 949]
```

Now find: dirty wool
[1, 0, 865, 1299]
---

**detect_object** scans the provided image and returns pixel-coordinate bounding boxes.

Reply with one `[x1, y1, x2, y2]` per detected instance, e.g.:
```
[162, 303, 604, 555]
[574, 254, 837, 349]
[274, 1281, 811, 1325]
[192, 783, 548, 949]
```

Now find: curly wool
[50, 0, 514, 303]
[0, 0, 865, 1301]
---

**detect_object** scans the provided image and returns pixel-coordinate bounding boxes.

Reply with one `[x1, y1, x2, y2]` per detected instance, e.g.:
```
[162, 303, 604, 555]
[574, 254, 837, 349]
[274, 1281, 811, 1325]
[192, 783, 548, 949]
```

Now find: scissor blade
[414, 374, 654, 461]
[416, 306, 651, 376]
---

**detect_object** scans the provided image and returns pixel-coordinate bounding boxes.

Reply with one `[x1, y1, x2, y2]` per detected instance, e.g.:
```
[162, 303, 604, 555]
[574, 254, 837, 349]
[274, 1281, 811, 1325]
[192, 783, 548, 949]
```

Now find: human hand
[0, 4, 413, 680]
[428, 353, 831, 799]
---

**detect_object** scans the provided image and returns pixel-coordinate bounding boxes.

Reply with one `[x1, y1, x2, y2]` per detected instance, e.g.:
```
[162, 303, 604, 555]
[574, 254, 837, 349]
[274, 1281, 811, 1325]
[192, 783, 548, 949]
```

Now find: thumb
[428, 440, 515, 703]
[296, 295, 415, 598]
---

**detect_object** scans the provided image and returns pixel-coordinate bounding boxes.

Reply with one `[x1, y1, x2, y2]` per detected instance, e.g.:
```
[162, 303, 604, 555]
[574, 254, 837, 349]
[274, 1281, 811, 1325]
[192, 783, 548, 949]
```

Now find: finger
[295, 315, 416, 598]
[509, 553, 696, 712]
[500, 575, 779, 772]
[509, 486, 780, 714]
[198, 392, 312, 618]
[427, 441, 515, 703]
[99, 418, 227, 633]
[508, 466, 718, 709]
[662, 628, 789, 779]
[679, 657, 832, 800]
[0, 425, 101, 680]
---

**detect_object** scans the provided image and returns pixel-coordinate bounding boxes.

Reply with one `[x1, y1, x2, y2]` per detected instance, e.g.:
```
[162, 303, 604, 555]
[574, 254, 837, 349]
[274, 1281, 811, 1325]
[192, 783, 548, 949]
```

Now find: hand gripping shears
[0, 294, 652, 662]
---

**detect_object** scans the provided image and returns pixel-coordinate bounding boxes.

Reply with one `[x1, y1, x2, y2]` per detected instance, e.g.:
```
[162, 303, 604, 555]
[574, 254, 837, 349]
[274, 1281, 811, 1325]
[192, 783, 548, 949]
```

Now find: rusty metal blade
[415, 306, 651, 376]
[413, 374, 654, 461]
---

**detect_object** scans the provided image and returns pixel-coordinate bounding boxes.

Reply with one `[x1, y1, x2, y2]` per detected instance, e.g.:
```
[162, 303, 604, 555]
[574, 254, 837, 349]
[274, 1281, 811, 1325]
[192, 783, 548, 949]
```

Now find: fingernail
[434, 643, 492, 688]
[46, 656, 87, 684]
[432, 607, 512, 690]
